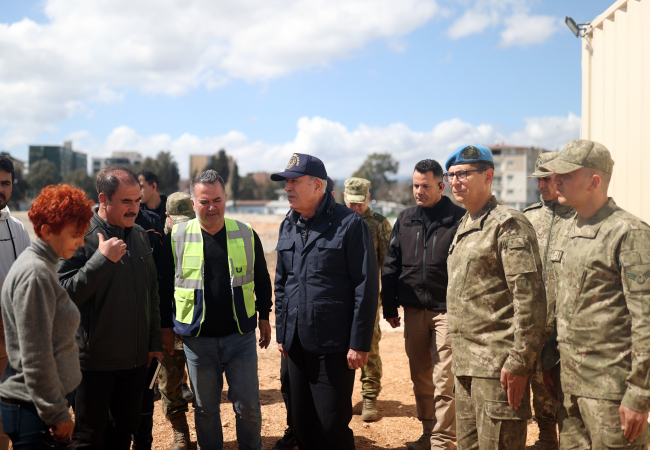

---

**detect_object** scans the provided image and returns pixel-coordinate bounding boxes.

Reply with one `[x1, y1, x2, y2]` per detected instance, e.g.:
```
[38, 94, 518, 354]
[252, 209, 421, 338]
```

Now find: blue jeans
[0, 392, 74, 449]
[183, 331, 262, 450]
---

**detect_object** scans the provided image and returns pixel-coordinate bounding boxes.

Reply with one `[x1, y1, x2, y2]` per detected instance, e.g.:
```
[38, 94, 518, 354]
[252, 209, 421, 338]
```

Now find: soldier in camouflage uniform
[382, 160, 465, 450]
[160, 193, 195, 450]
[523, 152, 575, 450]
[445, 144, 546, 450]
[540, 140, 650, 449]
[344, 177, 393, 422]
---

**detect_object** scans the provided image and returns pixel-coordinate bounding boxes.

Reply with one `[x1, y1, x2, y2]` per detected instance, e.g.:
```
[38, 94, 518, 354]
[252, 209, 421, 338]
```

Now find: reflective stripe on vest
[171, 217, 256, 335]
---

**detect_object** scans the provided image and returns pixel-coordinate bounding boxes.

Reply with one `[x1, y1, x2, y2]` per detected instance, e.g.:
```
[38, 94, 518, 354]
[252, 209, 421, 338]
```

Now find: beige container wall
[581, 0, 650, 222]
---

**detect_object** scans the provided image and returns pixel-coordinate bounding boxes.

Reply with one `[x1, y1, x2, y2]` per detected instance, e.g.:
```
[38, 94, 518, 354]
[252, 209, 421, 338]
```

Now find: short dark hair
[414, 159, 443, 180]
[96, 166, 140, 201]
[190, 170, 226, 198]
[0, 155, 15, 182]
[137, 169, 160, 191]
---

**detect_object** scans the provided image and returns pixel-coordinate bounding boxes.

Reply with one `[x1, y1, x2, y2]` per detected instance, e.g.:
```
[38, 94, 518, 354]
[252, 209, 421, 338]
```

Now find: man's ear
[485, 168, 495, 185]
[587, 173, 602, 193]
[98, 192, 107, 205]
[153, 182, 159, 192]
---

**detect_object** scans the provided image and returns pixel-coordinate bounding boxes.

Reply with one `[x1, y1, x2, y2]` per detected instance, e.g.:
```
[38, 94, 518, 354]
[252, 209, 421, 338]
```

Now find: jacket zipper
[414, 231, 420, 263]
[127, 250, 139, 367]
[542, 205, 556, 284]
[423, 237, 427, 304]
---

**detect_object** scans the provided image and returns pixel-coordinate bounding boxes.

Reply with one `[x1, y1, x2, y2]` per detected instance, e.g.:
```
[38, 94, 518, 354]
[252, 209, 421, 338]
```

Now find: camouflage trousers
[360, 298, 382, 399]
[455, 376, 532, 450]
[159, 336, 189, 419]
[531, 356, 557, 425]
[559, 395, 650, 450]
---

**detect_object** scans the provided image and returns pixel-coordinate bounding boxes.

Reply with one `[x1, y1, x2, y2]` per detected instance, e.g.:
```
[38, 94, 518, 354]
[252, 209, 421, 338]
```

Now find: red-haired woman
[0, 184, 93, 449]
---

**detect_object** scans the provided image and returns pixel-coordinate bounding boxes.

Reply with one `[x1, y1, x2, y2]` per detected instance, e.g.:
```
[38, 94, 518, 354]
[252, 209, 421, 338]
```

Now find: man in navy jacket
[272, 153, 378, 450]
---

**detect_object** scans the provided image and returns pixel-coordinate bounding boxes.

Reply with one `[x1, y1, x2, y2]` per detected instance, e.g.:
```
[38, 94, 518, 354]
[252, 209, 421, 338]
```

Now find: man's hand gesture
[97, 233, 127, 263]
[347, 349, 369, 370]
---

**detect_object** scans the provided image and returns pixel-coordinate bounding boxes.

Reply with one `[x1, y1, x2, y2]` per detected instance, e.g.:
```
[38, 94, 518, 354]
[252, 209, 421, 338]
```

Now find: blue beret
[445, 145, 494, 171]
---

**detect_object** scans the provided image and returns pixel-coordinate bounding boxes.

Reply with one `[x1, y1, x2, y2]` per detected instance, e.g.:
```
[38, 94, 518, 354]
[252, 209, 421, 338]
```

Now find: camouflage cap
[528, 152, 561, 178]
[344, 177, 370, 203]
[540, 139, 614, 175]
[166, 192, 195, 224]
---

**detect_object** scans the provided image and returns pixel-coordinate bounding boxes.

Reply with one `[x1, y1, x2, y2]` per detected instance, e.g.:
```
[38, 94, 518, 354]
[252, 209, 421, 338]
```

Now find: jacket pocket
[275, 239, 295, 272]
[484, 399, 532, 421]
[316, 237, 345, 273]
[313, 298, 349, 347]
[174, 288, 195, 324]
[601, 427, 650, 448]
[502, 235, 537, 275]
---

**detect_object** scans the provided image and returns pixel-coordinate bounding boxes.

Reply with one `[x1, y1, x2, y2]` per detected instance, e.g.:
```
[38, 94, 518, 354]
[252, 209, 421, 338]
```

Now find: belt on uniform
[0, 396, 24, 405]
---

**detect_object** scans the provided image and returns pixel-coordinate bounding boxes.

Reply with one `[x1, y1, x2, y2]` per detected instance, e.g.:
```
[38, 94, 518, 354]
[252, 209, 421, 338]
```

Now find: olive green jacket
[523, 196, 575, 334]
[447, 196, 546, 378]
[552, 198, 650, 412]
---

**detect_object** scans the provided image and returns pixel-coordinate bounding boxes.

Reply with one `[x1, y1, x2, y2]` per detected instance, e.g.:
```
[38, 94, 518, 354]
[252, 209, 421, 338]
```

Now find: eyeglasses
[443, 170, 483, 182]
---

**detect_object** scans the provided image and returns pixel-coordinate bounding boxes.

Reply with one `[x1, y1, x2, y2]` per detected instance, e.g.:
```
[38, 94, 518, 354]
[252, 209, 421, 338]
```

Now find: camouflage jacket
[361, 207, 392, 278]
[551, 198, 650, 412]
[447, 196, 546, 378]
[523, 196, 575, 334]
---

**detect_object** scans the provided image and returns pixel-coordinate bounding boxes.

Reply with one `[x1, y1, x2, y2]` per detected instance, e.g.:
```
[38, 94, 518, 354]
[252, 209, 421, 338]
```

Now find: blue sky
[0, 0, 614, 178]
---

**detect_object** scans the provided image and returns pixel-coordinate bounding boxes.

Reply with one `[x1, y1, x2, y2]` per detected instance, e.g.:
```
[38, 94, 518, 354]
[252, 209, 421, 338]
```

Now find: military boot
[362, 397, 379, 422]
[168, 414, 190, 450]
[407, 433, 431, 450]
[525, 422, 558, 450]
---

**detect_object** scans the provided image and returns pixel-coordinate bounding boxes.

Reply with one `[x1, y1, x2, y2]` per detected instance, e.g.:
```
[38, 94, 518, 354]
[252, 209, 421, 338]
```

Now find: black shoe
[273, 428, 297, 450]
[182, 383, 194, 403]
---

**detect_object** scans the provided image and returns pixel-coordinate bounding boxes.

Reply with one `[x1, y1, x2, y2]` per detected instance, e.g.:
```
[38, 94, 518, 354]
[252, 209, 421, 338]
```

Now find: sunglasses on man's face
[40, 431, 78, 448]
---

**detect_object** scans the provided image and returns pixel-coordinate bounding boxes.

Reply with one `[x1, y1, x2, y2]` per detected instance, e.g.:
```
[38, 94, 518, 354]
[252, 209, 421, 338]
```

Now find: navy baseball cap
[445, 145, 494, 171]
[271, 153, 328, 181]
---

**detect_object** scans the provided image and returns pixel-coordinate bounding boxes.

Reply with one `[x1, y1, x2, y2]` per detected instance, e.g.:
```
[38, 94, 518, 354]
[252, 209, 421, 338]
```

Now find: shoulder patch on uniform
[490, 205, 514, 224]
[523, 202, 543, 213]
[373, 211, 387, 221]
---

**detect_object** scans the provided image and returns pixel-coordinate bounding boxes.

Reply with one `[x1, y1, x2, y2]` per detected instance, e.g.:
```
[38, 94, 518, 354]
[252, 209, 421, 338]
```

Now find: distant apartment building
[29, 141, 88, 177]
[489, 144, 548, 211]
[92, 151, 143, 173]
[189, 155, 209, 178]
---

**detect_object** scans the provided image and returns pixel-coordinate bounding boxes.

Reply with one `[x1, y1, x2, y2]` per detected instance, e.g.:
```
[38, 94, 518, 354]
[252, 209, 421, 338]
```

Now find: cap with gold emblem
[540, 139, 614, 175]
[166, 192, 195, 224]
[270, 153, 328, 181]
[528, 152, 561, 178]
[445, 144, 494, 171]
[344, 177, 370, 203]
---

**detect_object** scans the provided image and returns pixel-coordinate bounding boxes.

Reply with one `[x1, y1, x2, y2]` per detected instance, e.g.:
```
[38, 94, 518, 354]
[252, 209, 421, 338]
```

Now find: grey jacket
[0, 239, 81, 425]
[58, 211, 162, 371]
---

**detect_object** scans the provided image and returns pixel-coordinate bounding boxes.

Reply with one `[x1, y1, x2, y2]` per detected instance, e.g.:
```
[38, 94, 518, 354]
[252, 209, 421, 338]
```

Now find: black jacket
[274, 193, 379, 354]
[57, 211, 162, 371]
[381, 196, 465, 317]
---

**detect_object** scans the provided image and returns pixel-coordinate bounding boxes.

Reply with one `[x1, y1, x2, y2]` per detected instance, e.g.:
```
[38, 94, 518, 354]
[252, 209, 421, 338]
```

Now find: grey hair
[190, 169, 225, 198]
[309, 176, 327, 195]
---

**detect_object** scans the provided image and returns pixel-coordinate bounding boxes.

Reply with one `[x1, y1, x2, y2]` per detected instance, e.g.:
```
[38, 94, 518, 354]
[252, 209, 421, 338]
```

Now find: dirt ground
[10, 211, 544, 449]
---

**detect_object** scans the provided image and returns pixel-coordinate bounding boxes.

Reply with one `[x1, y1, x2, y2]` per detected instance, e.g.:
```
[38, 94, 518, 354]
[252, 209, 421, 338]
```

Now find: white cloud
[76, 113, 580, 179]
[0, 0, 442, 146]
[446, 0, 561, 47]
[500, 14, 562, 48]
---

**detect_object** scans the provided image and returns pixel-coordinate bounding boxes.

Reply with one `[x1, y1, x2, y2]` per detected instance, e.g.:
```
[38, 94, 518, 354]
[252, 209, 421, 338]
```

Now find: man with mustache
[0, 155, 31, 450]
[381, 159, 465, 450]
[541, 140, 650, 448]
[522, 152, 575, 450]
[58, 166, 163, 450]
[445, 145, 546, 450]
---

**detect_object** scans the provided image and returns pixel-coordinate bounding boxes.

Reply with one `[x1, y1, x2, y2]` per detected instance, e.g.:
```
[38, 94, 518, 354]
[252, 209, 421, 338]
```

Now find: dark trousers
[280, 355, 292, 429]
[132, 364, 158, 449]
[74, 365, 148, 450]
[287, 337, 355, 450]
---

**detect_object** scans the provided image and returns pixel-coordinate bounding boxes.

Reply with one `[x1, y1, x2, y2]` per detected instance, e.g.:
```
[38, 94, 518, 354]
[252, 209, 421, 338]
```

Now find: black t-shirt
[159, 223, 272, 337]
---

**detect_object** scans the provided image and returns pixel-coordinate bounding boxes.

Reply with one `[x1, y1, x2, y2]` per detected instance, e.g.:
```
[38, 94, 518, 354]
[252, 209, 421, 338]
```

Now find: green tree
[351, 153, 399, 198]
[63, 168, 98, 202]
[205, 149, 230, 185]
[27, 160, 61, 194]
[231, 162, 240, 203]
[130, 151, 180, 195]
[238, 176, 257, 200]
